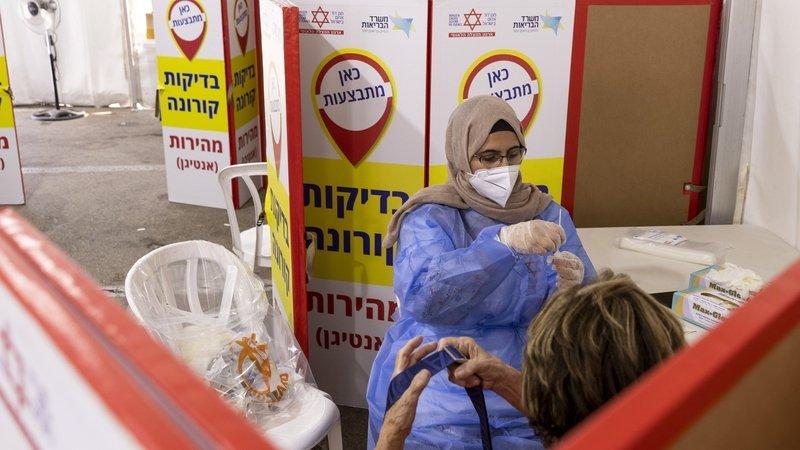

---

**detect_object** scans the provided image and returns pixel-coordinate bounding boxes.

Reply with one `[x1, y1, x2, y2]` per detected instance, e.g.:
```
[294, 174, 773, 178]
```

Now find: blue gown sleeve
[394, 206, 517, 325]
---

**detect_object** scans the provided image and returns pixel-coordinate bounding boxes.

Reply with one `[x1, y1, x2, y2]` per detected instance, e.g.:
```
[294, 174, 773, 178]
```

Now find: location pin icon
[234, 0, 250, 55]
[460, 51, 542, 135]
[312, 51, 395, 166]
[168, 0, 208, 61]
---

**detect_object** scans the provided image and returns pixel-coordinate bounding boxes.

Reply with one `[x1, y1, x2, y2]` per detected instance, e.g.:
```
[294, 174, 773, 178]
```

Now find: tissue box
[672, 288, 738, 330]
[689, 264, 762, 306]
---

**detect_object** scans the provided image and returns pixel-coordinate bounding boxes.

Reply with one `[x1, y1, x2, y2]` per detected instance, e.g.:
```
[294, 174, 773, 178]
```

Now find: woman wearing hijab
[366, 95, 596, 449]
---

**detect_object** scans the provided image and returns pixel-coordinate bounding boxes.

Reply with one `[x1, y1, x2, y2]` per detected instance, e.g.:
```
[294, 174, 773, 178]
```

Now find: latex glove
[550, 251, 584, 289]
[498, 219, 565, 255]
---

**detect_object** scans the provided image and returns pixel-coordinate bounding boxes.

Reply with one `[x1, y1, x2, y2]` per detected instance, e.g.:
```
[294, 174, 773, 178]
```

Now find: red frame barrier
[561, 0, 722, 221]
[0, 209, 273, 449]
[557, 259, 800, 449]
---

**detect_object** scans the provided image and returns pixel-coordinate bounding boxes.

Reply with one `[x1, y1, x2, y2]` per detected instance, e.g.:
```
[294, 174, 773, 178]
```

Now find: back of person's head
[522, 269, 685, 446]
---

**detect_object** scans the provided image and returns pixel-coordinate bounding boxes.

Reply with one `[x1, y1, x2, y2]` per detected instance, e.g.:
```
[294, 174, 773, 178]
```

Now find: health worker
[367, 95, 595, 449]
[366, 95, 596, 449]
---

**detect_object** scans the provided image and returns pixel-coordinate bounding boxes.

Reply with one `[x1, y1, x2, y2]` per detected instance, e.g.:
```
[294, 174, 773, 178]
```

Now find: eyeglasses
[471, 147, 527, 167]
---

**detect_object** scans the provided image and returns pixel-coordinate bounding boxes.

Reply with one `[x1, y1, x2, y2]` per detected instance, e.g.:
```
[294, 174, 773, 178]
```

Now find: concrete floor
[9, 106, 368, 450]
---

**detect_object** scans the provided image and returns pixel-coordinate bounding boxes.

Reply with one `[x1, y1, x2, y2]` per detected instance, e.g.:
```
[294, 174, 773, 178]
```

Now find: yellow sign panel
[0, 57, 14, 129]
[265, 161, 294, 325]
[230, 50, 260, 128]
[158, 56, 229, 132]
[303, 157, 423, 287]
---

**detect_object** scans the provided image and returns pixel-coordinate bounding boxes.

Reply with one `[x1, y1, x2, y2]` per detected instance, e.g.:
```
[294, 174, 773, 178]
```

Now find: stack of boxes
[672, 263, 764, 330]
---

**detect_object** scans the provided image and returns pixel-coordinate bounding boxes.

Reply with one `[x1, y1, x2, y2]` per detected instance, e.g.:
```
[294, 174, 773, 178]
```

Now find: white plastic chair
[124, 241, 342, 450]
[219, 163, 320, 288]
[218, 163, 271, 271]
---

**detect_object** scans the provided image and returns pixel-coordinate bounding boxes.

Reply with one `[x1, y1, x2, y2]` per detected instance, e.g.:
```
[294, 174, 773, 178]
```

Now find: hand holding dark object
[392, 335, 438, 377]
[376, 336, 437, 449]
[438, 336, 526, 414]
[376, 370, 432, 450]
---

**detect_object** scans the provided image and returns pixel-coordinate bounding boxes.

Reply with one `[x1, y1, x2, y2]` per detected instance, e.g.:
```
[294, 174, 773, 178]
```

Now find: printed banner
[0, 283, 142, 448]
[430, 0, 576, 201]
[154, 0, 262, 209]
[260, 0, 309, 352]
[296, 0, 428, 407]
[0, 17, 24, 205]
[227, 0, 264, 206]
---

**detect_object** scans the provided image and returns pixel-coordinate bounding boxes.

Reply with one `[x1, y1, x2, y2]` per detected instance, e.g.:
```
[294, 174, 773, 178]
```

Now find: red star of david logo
[311, 6, 330, 29]
[463, 8, 482, 31]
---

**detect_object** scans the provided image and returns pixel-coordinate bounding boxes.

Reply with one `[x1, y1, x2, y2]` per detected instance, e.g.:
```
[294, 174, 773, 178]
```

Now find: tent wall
[0, 0, 130, 106]
[741, 0, 800, 249]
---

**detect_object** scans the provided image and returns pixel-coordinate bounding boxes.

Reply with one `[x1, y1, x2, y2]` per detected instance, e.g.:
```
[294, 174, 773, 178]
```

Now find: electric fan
[19, 0, 85, 121]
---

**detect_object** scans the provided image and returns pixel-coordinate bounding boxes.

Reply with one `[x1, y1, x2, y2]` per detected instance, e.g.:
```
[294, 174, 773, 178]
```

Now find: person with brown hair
[376, 270, 686, 448]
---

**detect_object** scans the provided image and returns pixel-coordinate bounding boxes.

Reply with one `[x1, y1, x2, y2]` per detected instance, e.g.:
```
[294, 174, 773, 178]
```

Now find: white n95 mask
[468, 165, 520, 207]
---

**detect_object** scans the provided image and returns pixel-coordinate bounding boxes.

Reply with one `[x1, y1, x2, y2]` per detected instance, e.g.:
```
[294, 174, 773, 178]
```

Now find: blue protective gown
[366, 201, 595, 449]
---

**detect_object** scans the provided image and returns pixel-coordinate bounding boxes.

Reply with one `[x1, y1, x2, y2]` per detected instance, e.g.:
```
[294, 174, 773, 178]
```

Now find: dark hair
[522, 269, 685, 446]
[490, 119, 516, 134]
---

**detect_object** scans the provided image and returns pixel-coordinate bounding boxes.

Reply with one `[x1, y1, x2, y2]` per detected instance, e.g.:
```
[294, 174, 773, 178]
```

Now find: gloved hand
[498, 219, 565, 255]
[550, 251, 584, 289]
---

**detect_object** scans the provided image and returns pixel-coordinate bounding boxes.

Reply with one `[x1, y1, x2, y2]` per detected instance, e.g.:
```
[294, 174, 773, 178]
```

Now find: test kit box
[672, 287, 738, 330]
[689, 265, 759, 306]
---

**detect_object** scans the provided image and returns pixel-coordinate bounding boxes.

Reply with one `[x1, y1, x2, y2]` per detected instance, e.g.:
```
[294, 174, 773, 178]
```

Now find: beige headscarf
[384, 95, 552, 248]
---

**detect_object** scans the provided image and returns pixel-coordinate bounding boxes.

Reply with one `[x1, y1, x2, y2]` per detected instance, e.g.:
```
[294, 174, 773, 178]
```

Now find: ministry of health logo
[361, 12, 414, 37]
[512, 12, 564, 35]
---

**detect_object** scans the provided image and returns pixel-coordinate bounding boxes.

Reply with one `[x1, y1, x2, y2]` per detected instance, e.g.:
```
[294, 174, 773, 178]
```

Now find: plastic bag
[126, 241, 314, 430]
[616, 228, 730, 265]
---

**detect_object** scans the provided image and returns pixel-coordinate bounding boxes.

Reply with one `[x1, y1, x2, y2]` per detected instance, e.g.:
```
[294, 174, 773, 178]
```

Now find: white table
[577, 225, 800, 294]
[576, 225, 800, 344]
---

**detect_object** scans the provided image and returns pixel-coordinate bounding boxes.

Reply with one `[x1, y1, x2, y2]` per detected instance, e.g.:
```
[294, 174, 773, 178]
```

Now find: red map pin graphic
[234, 0, 249, 55]
[168, 0, 207, 61]
[460, 50, 542, 135]
[312, 50, 395, 167]
[267, 63, 283, 174]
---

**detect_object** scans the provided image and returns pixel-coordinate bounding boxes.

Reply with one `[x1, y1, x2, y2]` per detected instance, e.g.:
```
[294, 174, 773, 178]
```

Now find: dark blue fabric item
[386, 347, 492, 450]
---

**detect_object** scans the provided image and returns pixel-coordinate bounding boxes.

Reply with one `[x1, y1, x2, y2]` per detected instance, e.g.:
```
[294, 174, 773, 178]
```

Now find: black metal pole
[46, 31, 60, 110]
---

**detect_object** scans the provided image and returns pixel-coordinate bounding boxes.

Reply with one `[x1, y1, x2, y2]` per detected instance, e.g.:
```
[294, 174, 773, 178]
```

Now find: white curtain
[128, 0, 157, 107]
[1, 0, 131, 106]
[741, 0, 800, 249]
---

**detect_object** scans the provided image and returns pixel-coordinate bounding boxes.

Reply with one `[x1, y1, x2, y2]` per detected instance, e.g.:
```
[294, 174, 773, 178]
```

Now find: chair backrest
[218, 163, 268, 268]
[124, 240, 265, 354]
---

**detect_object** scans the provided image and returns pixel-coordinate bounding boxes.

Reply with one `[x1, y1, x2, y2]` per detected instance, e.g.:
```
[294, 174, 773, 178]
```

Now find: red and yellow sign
[459, 49, 543, 135]
[167, 0, 208, 61]
[311, 49, 396, 167]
